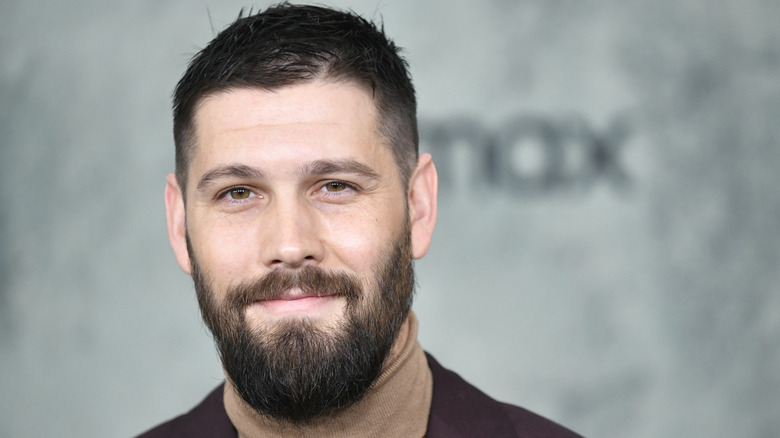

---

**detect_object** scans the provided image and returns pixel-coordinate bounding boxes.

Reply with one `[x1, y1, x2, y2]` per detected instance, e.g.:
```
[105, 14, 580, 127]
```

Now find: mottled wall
[1, 1, 778, 437]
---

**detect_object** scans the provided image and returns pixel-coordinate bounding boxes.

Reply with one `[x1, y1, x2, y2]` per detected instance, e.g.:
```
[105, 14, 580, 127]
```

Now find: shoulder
[135, 384, 236, 438]
[425, 353, 583, 438]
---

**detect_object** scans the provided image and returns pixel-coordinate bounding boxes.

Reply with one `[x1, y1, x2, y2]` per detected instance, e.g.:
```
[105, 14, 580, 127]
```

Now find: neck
[223, 311, 433, 438]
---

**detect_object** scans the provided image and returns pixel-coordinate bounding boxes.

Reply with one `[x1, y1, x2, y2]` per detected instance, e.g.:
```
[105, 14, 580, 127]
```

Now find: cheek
[321, 207, 404, 274]
[188, 216, 258, 283]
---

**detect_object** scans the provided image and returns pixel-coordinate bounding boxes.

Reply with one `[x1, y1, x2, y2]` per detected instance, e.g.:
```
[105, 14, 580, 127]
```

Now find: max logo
[420, 115, 631, 195]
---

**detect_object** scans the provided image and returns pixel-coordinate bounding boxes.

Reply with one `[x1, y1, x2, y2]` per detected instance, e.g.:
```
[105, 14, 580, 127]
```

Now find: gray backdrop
[2, 1, 779, 437]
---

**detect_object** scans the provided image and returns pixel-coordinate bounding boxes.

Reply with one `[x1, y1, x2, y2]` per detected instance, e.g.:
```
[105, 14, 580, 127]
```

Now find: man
[140, 4, 581, 437]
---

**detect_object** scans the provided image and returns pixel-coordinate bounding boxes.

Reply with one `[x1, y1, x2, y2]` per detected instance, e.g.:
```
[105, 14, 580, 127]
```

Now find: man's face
[164, 81, 437, 423]
[184, 81, 410, 330]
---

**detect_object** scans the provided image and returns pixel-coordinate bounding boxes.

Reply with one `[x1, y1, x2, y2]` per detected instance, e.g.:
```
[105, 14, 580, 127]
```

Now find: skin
[165, 80, 438, 335]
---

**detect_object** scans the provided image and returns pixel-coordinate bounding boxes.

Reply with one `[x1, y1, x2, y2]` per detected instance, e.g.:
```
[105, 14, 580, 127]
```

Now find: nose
[259, 194, 324, 269]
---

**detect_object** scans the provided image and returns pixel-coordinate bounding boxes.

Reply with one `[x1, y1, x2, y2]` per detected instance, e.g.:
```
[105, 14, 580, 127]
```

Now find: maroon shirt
[138, 354, 582, 438]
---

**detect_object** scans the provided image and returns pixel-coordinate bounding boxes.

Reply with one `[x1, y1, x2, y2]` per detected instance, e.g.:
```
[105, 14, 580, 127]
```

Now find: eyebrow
[195, 159, 379, 192]
[196, 164, 264, 191]
[302, 159, 380, 181]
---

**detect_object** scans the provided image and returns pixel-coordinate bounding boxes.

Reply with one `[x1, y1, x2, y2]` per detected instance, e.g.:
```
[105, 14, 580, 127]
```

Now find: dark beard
[188, 222, 415, 425]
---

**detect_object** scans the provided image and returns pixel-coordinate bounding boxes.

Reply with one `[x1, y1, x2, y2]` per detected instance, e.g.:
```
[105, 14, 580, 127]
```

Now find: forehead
[194, 81, 376, 146]
[188, 81, 391, 180]
[202, 80, 373, 121]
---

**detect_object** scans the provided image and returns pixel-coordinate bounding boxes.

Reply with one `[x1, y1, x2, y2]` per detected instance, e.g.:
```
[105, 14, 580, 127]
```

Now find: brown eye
[325, 181, 347, 192]
[229, 188, 251, 199]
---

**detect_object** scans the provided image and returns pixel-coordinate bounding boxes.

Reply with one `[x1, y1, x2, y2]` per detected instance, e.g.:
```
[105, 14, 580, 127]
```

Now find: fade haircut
[172, 3, 418, 196]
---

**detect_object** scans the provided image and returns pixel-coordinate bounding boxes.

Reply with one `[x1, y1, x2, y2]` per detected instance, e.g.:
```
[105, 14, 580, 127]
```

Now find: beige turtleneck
[223, 311, 433, 438]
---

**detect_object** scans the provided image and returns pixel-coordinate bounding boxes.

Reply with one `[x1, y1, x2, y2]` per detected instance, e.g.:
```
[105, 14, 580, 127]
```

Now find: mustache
[225, 266, 362, 309]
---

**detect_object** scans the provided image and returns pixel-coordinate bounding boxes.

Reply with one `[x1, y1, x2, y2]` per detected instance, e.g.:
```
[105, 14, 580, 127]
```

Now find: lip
[266, 288, 336, 301]
[251, 289, 340, 316]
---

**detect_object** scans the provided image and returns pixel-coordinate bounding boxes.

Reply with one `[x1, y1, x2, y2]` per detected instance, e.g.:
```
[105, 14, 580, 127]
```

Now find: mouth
[251, 288, 341, 316]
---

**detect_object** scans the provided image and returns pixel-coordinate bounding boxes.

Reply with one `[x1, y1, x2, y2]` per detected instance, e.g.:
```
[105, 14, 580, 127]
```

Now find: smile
[252, 289, 341, 316]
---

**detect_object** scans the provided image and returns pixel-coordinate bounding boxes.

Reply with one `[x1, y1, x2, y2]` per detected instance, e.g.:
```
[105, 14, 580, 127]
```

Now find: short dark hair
[172, 3, 418, 195]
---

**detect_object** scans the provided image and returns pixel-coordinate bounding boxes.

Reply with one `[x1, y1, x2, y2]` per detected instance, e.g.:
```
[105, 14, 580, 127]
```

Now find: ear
[165, 173, 192, 274]
[408, 153, 438, 259]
